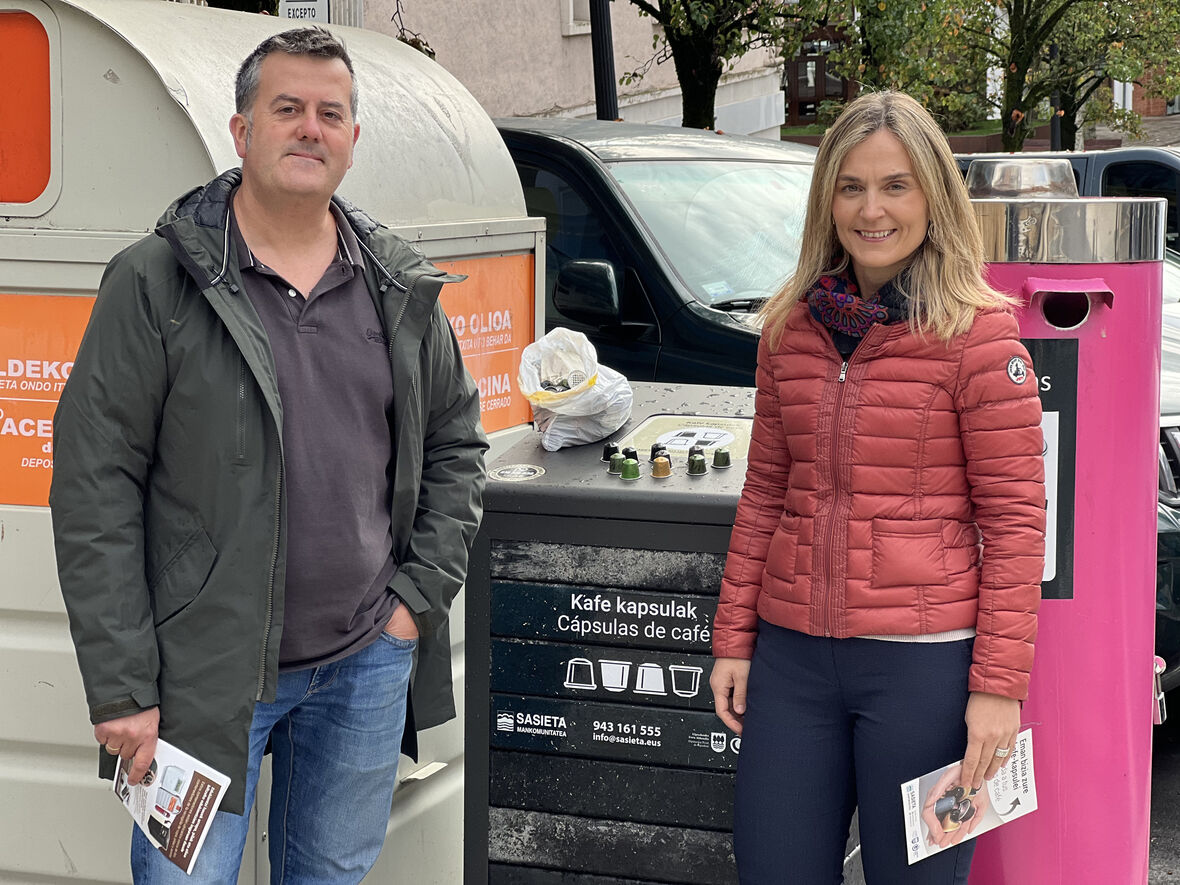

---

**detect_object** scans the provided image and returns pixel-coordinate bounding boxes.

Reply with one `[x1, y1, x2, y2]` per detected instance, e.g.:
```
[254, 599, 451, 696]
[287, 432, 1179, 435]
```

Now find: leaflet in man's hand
[901, 728, 1037, 865]
[112, 739, 231, 875]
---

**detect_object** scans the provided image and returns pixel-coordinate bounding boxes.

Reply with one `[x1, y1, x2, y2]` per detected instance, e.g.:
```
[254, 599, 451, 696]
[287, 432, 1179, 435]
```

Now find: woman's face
[831, 128, 930, 297]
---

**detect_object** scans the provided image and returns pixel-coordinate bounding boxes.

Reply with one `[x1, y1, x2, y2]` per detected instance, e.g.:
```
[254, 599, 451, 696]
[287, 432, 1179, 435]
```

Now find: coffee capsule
[688, 445, 705, 460]
[620, 458, 641, 481]
[651, 456, 672, 478]
[621, 446, 638, 462]
[602, 441, 620, 462]
[712, 447, 732, 469]
[608, 453, 625, 475]
[687, 454, 707, 476]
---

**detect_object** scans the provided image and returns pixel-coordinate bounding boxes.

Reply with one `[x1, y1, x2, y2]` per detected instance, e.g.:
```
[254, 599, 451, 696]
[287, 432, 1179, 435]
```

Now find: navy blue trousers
[734, 621, 976, 884]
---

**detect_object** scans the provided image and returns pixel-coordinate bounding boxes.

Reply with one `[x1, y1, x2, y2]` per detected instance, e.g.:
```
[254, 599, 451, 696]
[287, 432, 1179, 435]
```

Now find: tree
[822, 0, 991, 132]
[948, 0, 1092, 150]
[622, 1, 820, 129]
[1049, 0, 1180, 149]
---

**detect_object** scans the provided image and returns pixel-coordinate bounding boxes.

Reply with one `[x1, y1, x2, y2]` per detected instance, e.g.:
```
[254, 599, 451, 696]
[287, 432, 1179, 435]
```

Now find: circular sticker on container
[1007, 356, 1028, 385]
[489, 464, 546, 482]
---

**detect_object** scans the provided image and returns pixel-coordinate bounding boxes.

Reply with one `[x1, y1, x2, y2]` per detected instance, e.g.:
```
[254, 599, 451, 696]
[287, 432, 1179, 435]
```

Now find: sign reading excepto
[0, 294, 94, 506]
[437, 254, 534, 434]
[278, 0, 329, 20]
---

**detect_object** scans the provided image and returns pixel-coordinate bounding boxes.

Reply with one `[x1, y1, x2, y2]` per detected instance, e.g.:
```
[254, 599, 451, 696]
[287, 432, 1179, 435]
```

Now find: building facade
[363, 0, 785, 137]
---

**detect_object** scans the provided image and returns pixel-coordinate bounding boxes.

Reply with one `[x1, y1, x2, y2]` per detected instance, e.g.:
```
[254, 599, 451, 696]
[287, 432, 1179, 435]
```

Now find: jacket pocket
[148, 525, 218, 626]
[870, 518, 948, 589]
[764, 513, 801, 585]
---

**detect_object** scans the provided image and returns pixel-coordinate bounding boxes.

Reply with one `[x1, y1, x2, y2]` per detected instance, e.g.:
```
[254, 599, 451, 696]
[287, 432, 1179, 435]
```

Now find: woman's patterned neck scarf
[806, 273, 890, 337]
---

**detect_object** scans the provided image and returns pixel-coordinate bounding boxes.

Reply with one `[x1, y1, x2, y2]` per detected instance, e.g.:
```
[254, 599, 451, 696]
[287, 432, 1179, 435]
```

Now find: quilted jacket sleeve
[954, 310, 1046, 701]
[713, 333, 794, 659]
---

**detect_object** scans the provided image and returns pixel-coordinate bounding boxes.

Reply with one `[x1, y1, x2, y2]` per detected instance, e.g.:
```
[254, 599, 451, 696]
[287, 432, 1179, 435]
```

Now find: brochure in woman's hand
[901, 728, 1037, 864]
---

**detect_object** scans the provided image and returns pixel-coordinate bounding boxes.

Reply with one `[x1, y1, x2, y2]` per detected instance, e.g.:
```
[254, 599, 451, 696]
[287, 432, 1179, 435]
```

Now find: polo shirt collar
[229, 191, 365, 273]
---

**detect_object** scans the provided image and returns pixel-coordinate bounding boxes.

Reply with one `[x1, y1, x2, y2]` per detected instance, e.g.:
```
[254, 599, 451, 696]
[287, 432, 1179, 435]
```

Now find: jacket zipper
[236, 360, 247, 461]
[820, 358, 851, 636]
[257, 457, 282, 701]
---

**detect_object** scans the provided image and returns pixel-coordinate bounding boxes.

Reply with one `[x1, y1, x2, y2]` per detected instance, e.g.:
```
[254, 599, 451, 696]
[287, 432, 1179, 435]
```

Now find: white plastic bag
[517, 328, 633, 452]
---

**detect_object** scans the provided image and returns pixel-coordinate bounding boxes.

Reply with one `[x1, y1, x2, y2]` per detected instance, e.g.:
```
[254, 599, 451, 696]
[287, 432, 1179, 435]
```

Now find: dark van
[497, 118, 816, 386]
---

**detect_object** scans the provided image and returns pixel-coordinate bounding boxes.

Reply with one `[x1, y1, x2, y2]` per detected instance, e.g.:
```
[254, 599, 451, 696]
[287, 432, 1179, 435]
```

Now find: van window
[516, 163, 631, 326]
[1103, 161, 1180, 253]
[0, 10, 51, 204]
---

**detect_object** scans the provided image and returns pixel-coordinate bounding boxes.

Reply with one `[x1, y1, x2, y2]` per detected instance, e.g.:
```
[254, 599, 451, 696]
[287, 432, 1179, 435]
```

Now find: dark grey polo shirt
[232, 200, 399, 671]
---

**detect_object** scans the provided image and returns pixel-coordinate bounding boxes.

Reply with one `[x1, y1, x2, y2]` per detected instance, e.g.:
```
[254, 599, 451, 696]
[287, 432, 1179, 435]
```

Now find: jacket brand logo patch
[365, 328, 388, 345]
[1007, 356, 1028, 385]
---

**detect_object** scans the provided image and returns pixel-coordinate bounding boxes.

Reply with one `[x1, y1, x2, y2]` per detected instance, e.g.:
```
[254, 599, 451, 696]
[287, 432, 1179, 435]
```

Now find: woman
[709, 91, 1045, 884]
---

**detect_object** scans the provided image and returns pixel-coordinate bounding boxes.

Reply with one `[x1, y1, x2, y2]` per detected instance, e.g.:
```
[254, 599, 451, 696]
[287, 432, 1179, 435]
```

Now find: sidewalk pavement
[1094, 114, 1180, 148]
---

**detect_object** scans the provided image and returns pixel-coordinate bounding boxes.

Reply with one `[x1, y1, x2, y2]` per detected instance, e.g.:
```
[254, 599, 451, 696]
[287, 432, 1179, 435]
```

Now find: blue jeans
[734, 621, 975, 884]
[131, 632, 416, 884]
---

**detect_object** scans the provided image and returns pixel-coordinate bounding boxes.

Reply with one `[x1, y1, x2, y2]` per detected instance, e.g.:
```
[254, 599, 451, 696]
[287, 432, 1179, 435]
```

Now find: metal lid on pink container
[966, 158, 1165, 264]
[966, 158, 1079, 199]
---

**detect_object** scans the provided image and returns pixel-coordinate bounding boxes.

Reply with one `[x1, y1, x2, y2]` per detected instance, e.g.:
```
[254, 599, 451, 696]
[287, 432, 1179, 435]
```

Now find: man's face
[230, 52, 359, 203]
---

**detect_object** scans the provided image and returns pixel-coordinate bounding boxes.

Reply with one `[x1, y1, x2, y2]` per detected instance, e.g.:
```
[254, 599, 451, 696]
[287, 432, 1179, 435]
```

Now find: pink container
[967, 173, 1165, 884]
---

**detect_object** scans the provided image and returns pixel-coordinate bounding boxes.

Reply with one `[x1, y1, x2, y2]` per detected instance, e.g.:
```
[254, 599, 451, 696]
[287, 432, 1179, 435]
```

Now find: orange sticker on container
[436, 254, 535, 434]
[0, 11, 52, 204]
[0, 294, 95, 506]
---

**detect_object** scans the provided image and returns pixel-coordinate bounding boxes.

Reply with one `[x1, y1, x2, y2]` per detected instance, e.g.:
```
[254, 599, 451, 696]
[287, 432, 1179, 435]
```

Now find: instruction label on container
[491, 581, 716, 651]
[491, 695, 738, 770]
[437, 254, 534, 434]
[615, 414, 753, 462]
[491, 638, 714, 710]
[0, 294, 94, 506]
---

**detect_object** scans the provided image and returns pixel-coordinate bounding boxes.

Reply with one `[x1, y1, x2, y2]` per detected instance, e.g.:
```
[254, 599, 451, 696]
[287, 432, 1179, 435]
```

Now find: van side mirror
[553, 260, 621, 326]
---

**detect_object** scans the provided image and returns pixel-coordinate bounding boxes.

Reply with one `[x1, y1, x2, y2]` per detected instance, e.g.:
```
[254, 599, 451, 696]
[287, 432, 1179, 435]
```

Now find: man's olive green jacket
[50, 170, 488, 813]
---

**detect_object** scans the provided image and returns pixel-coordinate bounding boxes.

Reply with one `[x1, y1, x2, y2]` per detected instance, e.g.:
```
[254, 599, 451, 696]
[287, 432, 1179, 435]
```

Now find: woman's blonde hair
[761, 90, 1013, 343]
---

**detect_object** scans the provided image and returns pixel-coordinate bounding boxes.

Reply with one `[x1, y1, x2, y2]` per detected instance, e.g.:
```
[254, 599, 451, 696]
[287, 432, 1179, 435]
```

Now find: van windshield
[608, 160, 812, 313]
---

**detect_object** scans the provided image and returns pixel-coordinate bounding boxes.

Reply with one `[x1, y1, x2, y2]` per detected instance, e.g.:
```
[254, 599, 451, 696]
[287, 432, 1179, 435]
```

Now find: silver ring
[993, 746, 1012, 759]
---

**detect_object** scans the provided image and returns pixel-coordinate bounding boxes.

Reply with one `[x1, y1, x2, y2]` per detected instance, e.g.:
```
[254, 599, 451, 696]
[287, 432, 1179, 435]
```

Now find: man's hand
[709, 657, 751, 734]
[95, 707, 159, 785]
[384, 605, 419, 641]
[962, 691, 1021, 790]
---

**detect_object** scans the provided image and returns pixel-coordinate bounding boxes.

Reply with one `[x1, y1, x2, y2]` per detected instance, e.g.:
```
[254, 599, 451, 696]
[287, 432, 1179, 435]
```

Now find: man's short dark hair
[235, 26, 357, 118]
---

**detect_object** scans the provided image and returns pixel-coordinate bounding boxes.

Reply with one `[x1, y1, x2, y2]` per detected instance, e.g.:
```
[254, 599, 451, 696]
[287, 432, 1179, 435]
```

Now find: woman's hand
[962, 691, 1020, 790]
[710, 657, 751, 734]
[920, 763, 964, 849]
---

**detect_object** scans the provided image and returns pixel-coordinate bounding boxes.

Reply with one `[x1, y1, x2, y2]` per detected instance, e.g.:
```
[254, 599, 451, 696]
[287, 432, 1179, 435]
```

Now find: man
[50, 27, 487, 882]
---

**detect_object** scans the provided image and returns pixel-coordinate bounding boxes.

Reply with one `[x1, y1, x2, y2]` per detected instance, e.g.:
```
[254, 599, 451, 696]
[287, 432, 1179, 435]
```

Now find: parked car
[1158, 274, 1180, 692]
[495, 117, 816, 385]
